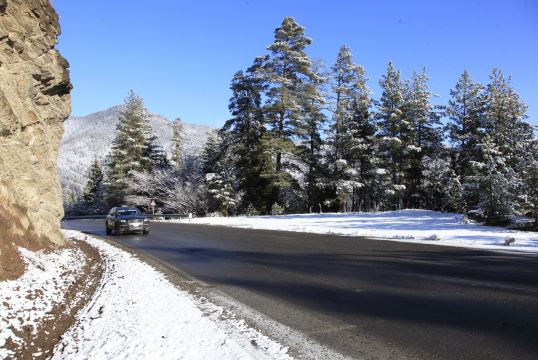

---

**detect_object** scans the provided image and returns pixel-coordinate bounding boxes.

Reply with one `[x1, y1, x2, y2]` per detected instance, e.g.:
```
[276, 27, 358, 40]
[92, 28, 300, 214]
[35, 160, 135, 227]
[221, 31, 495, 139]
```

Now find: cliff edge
[0, 0, 72, 279]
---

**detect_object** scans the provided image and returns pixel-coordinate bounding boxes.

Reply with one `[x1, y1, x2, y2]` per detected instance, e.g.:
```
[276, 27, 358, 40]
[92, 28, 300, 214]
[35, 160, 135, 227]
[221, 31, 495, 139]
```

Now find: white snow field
[53, 230, 291, 360]
[179, 209, 538, 253]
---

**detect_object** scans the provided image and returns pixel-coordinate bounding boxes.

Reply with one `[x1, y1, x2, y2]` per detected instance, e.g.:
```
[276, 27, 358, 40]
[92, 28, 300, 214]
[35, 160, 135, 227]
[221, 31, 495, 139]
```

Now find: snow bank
[54, 230, 291, 360]
[0, 247, 86, 358]
[176, 209, 538, 253]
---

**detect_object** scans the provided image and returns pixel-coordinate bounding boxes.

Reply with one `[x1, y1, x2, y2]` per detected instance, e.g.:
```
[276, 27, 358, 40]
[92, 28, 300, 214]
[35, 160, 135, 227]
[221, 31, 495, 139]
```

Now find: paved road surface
[63, 219, 538, 360]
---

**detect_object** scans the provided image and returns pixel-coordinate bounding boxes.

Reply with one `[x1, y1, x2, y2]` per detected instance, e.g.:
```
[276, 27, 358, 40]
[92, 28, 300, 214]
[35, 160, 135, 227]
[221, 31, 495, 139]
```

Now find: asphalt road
[63, 219, 538, 360]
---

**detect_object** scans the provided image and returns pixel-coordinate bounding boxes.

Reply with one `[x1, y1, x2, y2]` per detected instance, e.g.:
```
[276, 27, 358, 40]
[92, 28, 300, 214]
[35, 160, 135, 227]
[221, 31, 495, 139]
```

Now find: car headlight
[144, 219, 149, 223]
[119, 219, 127, 223]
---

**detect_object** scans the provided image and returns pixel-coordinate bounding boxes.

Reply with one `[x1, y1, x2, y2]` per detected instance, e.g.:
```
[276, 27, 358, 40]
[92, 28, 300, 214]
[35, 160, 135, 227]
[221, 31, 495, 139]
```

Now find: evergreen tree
[471, 69, 533, 218]
[329, 46, 376, 211]
[376, 62, 407, 209]
[202, 130, 222, 174]
[521, 138, 538, 227]
[263, 16, 319, 203]
[421, 153, 462, 212]
[484, 69, 533, 173]
[202, 131, 238, 215]
[469, 135, 518, 224]
[445, 70, 486, 211]
[106, 91, 156, 205]
[403, 68, 442, 208]
[223, 58, 274, 212]
[82, 159, 105, 213]
[171, 117, 185, 171]
[296, 60, 328, 211]
[330, 45, 365, 160]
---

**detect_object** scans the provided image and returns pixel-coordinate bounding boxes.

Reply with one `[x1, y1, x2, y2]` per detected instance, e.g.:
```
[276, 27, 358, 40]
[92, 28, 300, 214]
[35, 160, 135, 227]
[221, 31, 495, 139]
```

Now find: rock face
[0, 0, 72, 278]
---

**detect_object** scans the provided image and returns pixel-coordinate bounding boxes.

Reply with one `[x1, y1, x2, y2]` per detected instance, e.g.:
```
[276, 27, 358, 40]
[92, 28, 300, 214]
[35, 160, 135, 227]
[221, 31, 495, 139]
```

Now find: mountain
[58, 106, 213, 196]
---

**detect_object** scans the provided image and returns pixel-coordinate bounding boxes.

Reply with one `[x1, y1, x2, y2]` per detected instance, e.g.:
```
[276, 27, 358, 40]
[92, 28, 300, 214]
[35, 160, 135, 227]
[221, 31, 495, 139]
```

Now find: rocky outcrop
[0, 0, 71, 279]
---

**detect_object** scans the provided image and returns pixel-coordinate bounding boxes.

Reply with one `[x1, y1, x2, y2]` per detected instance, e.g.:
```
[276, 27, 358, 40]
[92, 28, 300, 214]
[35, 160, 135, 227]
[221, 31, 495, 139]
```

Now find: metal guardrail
[62, 215, 107, 220]
[63, 214, 189, 220]
[146, 214, 189, 219]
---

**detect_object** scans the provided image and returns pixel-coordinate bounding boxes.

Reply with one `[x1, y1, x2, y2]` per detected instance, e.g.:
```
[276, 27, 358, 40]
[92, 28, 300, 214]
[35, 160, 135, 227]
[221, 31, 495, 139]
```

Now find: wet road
[63, 219, 538, 360]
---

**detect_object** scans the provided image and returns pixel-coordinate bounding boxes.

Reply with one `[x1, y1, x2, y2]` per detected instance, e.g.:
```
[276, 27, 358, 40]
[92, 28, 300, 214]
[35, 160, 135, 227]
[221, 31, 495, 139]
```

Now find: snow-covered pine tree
[521, 138, 538, 227]
[403, 68, 442, 208]
[171, 117, 185, 171]
[263, 16, 320, 204]
[295, 60, 328, 212]
[421, 152, 462, 212]
[469, 135, 518, 224]
[328, 46, 376, 211]
[106, 90, 157, 206]
[223, 58, 274, 212]
[330, 45, 364, 160]
[445, 70, 487, 212]
[376, 62, 407, 209]
[484, 69, 534, 181]
[82, 159, 105, 213]
[202, 130, 239, 215]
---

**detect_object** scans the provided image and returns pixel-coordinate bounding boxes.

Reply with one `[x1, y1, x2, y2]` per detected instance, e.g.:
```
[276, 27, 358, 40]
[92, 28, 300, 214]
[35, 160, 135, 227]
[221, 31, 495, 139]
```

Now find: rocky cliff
[0, 0, 71, 279]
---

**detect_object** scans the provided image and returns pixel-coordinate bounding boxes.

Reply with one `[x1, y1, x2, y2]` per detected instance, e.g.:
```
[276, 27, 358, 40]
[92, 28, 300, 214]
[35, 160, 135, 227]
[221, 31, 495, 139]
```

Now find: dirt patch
[3, 240, 104, 360]
[0, 201, 55, 281]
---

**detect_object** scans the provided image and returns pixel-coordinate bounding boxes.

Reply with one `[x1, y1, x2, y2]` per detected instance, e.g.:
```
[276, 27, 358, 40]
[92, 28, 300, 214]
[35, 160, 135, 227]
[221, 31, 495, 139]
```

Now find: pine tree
[106, 91, 156, 206]
[328, 46, 376, 211]
[521, 138, 538, 227]
[82, 159, 105, 213]
[223, 58, 273, 212]
[403, 68, 442, 208]
[445, 70, 486, 212]
[171, 117, 185, 171]
[421, 153, 462, 212]
[296, 60, 328, 211]
[479, 69, 533, 217]
[469, 135, 518, 224]
[263, 16, 319, 203]
[376, 62, 407, 209]
[484, 69, 533, 172]
[330, 45, 365, 160]
[202, 131, 238, 215]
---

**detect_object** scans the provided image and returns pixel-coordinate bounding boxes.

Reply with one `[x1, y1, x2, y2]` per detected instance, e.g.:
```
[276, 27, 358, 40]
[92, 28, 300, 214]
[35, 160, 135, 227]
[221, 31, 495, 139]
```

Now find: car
[105, 207, 150, 235]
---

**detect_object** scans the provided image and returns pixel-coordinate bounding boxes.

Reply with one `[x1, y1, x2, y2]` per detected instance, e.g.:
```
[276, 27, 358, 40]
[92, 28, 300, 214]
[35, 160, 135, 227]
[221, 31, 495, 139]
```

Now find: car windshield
[117, 209, 139, 216]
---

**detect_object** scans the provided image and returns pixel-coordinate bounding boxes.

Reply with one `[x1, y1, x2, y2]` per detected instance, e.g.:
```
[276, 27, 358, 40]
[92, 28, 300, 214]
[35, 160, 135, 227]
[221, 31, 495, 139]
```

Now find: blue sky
[53, 0, 538, 127]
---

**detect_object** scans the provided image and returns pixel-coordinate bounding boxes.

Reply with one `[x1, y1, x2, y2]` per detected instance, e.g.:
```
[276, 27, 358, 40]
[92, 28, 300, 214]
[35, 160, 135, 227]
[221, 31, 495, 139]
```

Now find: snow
[0, 247, 87, 358]
[174, 209, 538, 253]
[54, 230, 291, 360]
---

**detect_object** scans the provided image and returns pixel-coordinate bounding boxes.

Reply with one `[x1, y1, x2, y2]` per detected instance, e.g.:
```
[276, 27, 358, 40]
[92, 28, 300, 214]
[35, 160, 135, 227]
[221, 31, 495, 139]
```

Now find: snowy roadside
[163, 209, 538, 253]
[0, 242, 102, 359]
[54, 230, 292, 360]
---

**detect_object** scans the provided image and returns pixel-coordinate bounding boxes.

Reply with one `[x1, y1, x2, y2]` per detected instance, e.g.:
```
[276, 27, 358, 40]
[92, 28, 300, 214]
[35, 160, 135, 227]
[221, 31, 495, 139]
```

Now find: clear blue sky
[53, 0, 538, 127]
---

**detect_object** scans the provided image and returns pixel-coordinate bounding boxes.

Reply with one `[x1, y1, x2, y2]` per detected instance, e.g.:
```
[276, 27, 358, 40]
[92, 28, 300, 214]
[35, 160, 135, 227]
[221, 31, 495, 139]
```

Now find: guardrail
[147, 214, 189, 219]
[63, 214, 189, 220]
[62, 215, 107, 220]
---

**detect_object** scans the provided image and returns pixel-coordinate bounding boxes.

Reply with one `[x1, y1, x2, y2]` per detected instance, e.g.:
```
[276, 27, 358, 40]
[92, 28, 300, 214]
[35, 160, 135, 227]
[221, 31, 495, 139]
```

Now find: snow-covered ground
[176, 210, 538, 253]
[54, 230, 291, 360]
[0, 246, 87, 358]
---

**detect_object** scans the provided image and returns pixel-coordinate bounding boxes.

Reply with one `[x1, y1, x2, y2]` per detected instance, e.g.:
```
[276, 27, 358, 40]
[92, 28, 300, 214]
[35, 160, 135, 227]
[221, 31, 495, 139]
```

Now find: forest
[70, 16, 538, 226]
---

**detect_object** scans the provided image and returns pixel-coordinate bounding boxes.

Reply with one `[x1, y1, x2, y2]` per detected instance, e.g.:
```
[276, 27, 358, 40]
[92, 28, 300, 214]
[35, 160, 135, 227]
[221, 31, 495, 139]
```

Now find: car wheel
[106, 224, 111, 235]
[115, 224, 122, 236]
[143, 229, 149, 235]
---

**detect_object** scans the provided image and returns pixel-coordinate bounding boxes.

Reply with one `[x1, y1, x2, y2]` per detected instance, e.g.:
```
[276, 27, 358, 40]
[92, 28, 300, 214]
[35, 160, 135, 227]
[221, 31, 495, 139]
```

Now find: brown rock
[0, 0, 72, 279]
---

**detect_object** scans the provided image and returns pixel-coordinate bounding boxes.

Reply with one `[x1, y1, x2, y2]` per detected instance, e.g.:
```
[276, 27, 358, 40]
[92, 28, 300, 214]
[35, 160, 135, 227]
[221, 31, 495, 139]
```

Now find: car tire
[106, 224, 111, 235]
[115, 224, 122, 236]
[143, 229, 149, 235]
